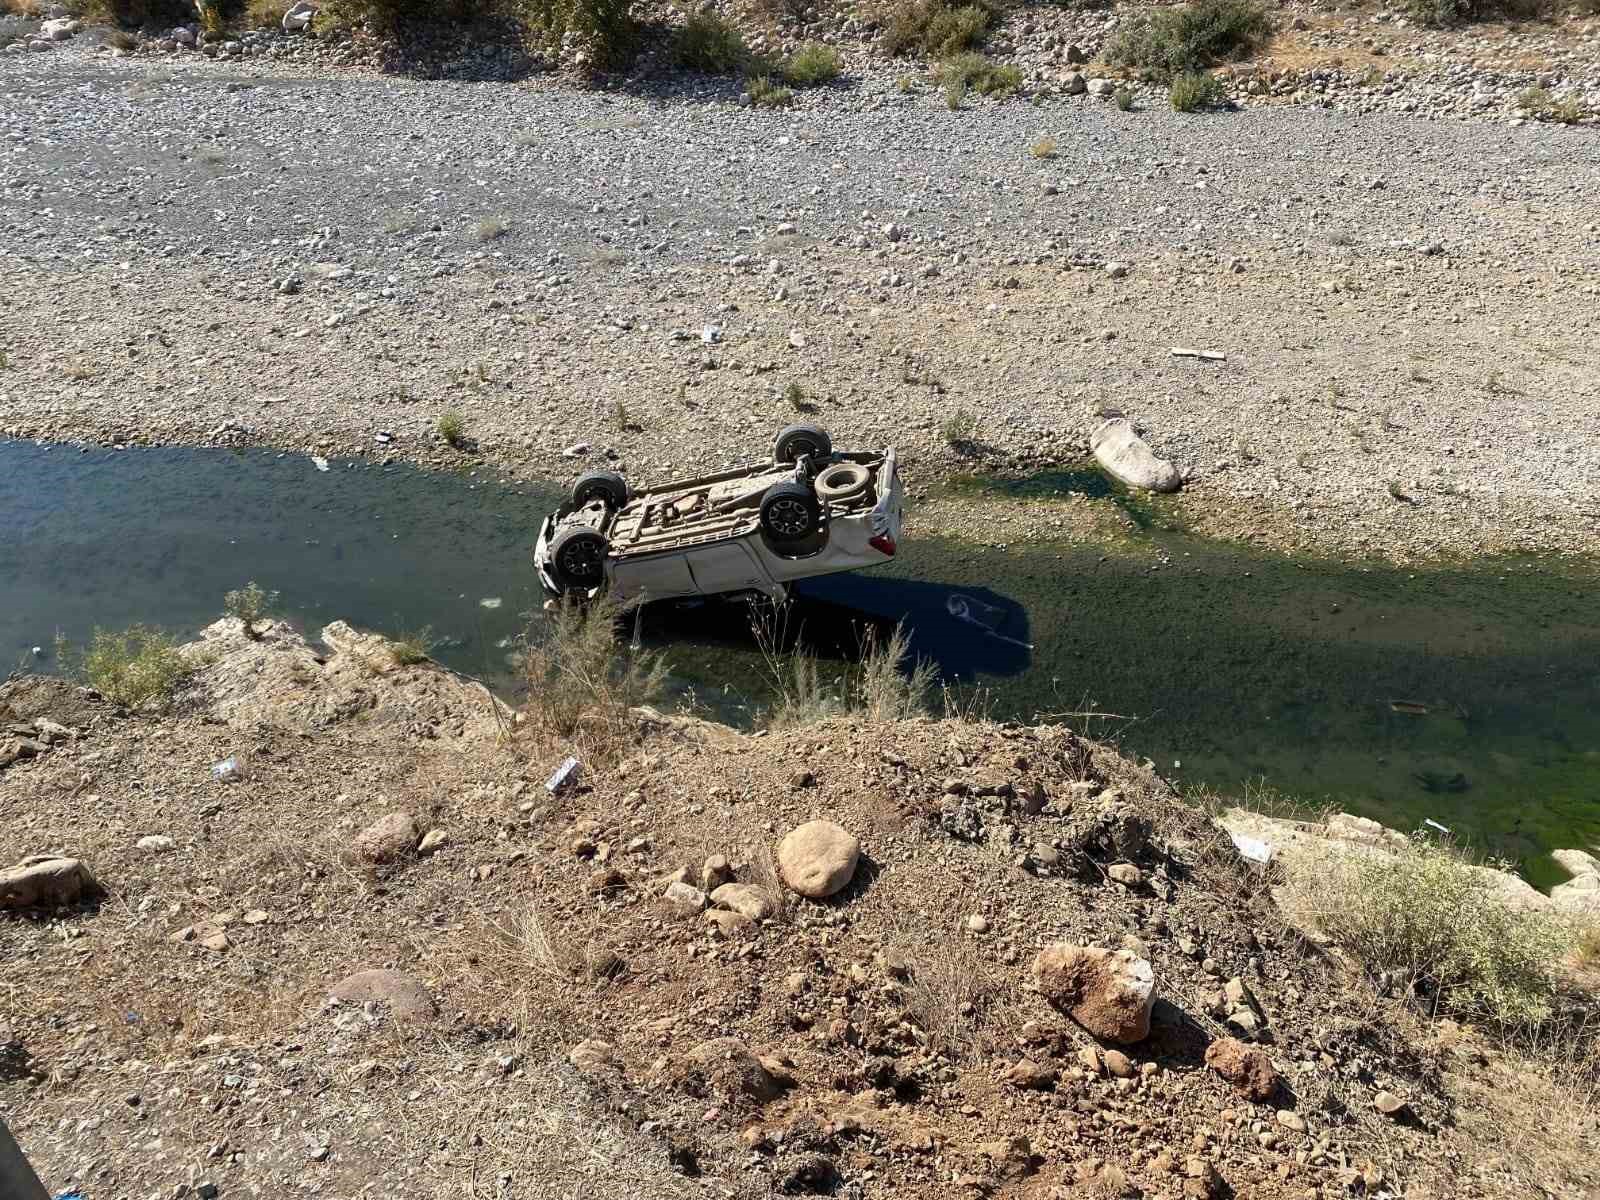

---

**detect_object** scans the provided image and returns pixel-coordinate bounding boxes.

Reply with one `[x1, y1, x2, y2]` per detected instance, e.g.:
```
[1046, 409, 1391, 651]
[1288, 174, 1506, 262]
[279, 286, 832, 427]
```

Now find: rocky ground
[1, 9, 1598, 562]
[3, 623, 1597, 1199]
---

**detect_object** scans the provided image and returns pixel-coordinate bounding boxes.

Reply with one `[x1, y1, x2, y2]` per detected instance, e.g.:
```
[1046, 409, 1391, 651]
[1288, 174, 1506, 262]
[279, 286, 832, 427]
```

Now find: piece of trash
[1170, 347, 1227, 361]
[311, 455, 330, 472]
[375, 431, 393, 445]
[1229, 833, 1273, 866]
[30, 645, 43, 658]
[1422, 818, 1452, 835]
[787, 329, 805, 350]
[700, 324, 722, 345]
[210, 756, 247, 783]
[947, 593, 1034, 650]
[562, 443, 591, 458]
[1389, 700, 1429, 715]
[479, 597, 502, 610]
[546, 757, 581, 795]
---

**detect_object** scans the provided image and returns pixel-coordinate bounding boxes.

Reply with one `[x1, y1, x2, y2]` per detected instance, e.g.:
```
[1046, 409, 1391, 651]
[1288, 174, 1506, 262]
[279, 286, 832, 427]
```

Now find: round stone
[777, 820, 860, 899]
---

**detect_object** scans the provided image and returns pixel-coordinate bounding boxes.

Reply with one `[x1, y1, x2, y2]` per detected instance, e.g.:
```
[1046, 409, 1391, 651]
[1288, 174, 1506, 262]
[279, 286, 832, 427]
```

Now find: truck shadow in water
[639, 572, 1032, 682]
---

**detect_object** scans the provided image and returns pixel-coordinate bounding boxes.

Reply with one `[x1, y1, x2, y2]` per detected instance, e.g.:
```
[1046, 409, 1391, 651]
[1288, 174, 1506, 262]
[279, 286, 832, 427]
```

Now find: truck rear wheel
[759, 480, 822, 544]
[571, 470, 628, 510]
[773, 424, 832, 466]
[549, 527, 610, 592]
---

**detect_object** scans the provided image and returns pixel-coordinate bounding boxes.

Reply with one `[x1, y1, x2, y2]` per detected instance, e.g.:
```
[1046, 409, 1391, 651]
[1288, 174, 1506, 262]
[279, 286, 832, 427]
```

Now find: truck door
[685, 541, 771, 597]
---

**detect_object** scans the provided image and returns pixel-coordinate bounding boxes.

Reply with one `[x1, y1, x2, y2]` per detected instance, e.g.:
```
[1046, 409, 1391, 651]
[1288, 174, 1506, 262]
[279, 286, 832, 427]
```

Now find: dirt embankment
[2, 621, 1596, 1200]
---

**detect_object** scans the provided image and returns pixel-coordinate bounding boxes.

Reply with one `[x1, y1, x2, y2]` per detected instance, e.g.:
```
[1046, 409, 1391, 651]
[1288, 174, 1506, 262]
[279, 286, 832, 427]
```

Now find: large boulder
[1089, 418, 1182, 493]
[1551, 849, 1600, 916]
[1033, 944, 1154, 1043]
[1205, 1036, 1280, 1100]
[1, 855, 98, 910]
[283, 0, 316, 29]
[329, 969, 435, 1022]
[778, 820, 860, 899]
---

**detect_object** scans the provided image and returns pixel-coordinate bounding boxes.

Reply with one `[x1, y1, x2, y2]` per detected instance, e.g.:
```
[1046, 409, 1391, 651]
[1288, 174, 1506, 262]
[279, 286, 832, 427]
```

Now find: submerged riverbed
[3, 441, 1596, 884]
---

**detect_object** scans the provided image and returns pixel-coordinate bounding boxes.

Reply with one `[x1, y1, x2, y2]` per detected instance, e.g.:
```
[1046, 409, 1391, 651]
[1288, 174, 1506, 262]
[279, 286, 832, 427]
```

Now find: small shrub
[674, 11, 747, 73]
[857, 624, 937, 722]
[882, 0, 993, 58]
[1114, 86, 1134, 110]
[1579, 925, 1600, 970]
[389, 626, 437, 665]
[941, 408, 977, 445]
[1519, 85, 1585, 123]
[521, 597, 667, 761]
[1282, 838, 1576, 1026]
[896, 73, 918, 93]
[1029, 133, 1057, 158]
[108, 28, 138, 47]
[783, 41, 840, 86]
[747, 73, 796, 107]
[942, 51, 1020, 98]
[196, 0, 225, 33]
[72, 626, 190, 711]
[223, 581, 279, 639]
[1169, 70, 1224, 111]
[437, 409, 466, 447]
[474, 216, 509, 242]
[1107, 0, 1271, 81]
[944, 74, 966, 109]
[784, 381, 813, 412]
[242, 0, 282, 25]
[521, 0, 639, 71]
[1398, 0, 1551, 25]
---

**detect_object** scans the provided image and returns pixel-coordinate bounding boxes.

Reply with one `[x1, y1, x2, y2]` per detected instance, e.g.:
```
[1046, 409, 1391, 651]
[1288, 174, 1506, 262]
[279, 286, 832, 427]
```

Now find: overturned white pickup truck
[534, 425, 904, 608]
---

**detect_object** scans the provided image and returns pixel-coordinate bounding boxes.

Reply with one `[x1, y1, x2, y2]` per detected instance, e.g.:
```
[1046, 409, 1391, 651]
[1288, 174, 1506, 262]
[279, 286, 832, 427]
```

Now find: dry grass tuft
[1029, 133, 1057, 159]
[520, 597, 668, 764]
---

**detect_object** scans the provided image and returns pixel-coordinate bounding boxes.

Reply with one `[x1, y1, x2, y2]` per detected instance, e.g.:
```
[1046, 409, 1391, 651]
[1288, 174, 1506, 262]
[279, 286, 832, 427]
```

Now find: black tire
[549, 526, 610, 592]
[814, 461, 870, 503]
[759, 480, 822, 543]
[773, 423, 832, 465]
[571, 470, 628, 510]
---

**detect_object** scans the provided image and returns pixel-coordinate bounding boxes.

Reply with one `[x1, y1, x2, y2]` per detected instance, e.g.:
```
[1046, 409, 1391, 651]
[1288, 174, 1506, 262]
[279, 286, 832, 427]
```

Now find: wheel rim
[559, 538, 604, 580]
[767, 498, 813, 539]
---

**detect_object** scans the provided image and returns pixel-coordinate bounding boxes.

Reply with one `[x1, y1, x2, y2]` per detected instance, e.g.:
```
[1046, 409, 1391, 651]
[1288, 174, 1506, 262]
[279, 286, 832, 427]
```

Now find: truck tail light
[869, 532, 897, 557]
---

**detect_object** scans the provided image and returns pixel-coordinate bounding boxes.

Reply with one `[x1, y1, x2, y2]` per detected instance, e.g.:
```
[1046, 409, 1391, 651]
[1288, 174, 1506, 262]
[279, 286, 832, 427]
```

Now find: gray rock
[352, 811, 419, 863]
[663, 879, 707, 916]
[1089, 418, 1182, 493]
[1087, 78, 1116, 97]
[1061, 71, 1087, 96]
[710, 881, 777, 920]
[136, 835, 176, 853]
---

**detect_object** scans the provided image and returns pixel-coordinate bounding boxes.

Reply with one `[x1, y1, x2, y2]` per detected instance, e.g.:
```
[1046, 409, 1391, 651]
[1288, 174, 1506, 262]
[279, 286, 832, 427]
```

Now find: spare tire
[814, 461, 870, 503]
[571, 470, 629, 510]
[759, 480, 822, 543]
[773, 424, 832, 465]
[549, 526, 610, 592]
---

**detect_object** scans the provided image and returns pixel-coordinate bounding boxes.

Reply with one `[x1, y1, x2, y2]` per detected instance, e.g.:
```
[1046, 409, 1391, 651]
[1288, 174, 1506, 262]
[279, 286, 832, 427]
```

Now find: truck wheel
[549, 527, 610, 591]
[760, 480, 822, 543]
[773, 423, 832, 465]
[815, 461, 870, 503]
[571, 470, 628, 510]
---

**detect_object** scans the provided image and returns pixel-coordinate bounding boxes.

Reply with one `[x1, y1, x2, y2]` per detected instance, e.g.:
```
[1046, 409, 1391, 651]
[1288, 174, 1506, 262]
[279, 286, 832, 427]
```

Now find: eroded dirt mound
[1, 640, 1593, 1199]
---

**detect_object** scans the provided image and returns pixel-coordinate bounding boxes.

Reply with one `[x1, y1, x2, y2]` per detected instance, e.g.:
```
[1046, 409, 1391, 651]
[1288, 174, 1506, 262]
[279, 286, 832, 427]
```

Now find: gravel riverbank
[1, 48, 1597, 560]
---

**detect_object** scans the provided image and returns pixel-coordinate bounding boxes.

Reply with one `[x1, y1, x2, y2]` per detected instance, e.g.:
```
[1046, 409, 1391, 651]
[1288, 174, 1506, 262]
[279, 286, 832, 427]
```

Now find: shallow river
[3, 441, 1595, 886]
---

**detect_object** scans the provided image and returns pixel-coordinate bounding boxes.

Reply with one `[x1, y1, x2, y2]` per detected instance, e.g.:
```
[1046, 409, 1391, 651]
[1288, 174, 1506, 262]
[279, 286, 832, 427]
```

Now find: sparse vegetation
[1114, 87, 1134, 111]
[437, 408, 466, 447]
[389, 626, 437, 665]
[1518, 85, 1584, 124]
[223, 581, 279, 639]
[896, 73, 918, 93]
[942, 51, 1022, 99]
[520, 597, 668, 760]
[941, 408, 978, 445]
[474, 216, 509, 242]
[758, 620, 936, 728]
[520, 0, 639, 71]
[1169, 70, 1225, 111]
[784, 381, 815, 413]
[882, 0, 994, 58]
[62, 626, 190, 711]
[746, 74, 795, 108]
[944, 74, 966, 109]
[1107, 0, 1271, 81]
[673, 11, 747, 73]
[1282, 837, 1578, 1026]
[782, 41, 841, 87]
[1029, 133, 1057, 159]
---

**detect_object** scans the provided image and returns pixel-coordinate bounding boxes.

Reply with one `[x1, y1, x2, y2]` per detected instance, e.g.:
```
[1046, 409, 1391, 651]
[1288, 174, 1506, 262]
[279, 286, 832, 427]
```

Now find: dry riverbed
[1, 50, 1598, 563]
